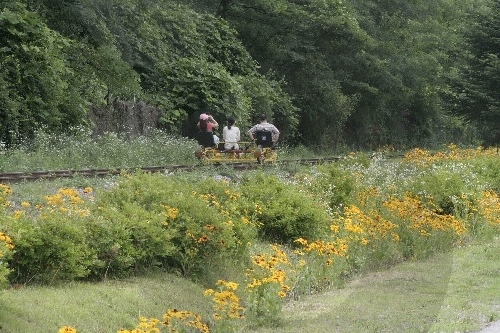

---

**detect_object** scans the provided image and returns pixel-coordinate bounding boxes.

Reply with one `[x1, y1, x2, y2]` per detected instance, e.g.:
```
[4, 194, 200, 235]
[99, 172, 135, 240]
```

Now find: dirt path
[476, 320, 500, 333]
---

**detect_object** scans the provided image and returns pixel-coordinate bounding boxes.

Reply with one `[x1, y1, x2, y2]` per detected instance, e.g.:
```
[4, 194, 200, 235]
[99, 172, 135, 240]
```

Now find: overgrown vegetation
[2, 0, 500, 330]
[0, 128, 328, 172]
[0, 136, 499, 332]
[0, 128, 199, 172]
[0, 0, 299, 146]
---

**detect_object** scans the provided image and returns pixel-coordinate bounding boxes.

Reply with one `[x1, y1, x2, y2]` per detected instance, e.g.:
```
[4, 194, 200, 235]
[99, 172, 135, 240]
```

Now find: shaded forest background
[1, 0, 499, 150]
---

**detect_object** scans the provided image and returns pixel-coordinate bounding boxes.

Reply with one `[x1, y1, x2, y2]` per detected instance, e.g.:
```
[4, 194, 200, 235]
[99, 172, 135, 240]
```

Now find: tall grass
[0, 129, 359, 173]
[0, 128, 199, 172]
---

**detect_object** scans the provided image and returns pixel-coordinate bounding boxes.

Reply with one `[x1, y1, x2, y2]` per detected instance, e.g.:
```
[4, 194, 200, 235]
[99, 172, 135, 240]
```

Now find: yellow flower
[13, 210, 23, 218]
[217, 279, 238, 291]
[330, 224, 339, 232]
[204, 224, 216, 231]
[204, 289, 214, 296]
[57, 326, 77, 333]
[196, 235, 209, 243]
[294, 237, 308, 246]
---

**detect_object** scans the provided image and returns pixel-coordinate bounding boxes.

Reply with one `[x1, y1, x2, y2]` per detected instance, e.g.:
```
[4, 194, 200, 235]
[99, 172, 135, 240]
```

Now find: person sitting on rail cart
[223, 116, 240, 151]
[196, 113, 219, 148]
[247, 114, 280, 149]
[197, 113, 219, 132]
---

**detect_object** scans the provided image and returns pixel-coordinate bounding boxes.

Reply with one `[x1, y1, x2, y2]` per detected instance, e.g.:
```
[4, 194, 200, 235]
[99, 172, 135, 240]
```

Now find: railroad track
[0, 157, 341, 183]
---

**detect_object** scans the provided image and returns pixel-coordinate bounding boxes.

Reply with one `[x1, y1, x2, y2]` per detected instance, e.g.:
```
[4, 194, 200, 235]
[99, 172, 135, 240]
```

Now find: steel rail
[0, 157, 342, 183]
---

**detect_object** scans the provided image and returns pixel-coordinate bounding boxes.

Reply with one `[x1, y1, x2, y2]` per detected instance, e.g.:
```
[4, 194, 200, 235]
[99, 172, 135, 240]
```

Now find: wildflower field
[0, 144, 499, 333]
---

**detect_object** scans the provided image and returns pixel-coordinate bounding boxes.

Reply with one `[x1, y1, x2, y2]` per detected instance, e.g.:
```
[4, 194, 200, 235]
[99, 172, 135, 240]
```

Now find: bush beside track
[0, 145, 499, 332]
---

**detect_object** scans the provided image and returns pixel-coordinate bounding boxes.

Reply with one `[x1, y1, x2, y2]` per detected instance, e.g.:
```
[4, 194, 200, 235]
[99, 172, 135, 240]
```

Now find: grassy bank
[1, 236, 499, 333]
[252, 235, 500, 333]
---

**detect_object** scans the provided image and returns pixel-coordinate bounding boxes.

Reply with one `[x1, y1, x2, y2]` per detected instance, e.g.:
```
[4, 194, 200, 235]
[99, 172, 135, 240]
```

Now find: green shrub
[306, 163, 357, 211]
[93, 172, 257, 278]
[410, 169, 469, 215]
[0, 171, 259, 285]
[85, 212, 164, 280]
[0, 185, 15, 289]
[470, 154, 500, 192]
[2, 185, 95, 284]
[6, 213, 95, 284]
[240, 172, 331, 244]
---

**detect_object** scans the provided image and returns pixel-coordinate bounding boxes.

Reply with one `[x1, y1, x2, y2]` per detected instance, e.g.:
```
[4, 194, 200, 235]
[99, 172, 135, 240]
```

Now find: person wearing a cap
[197, 113, 219, 132]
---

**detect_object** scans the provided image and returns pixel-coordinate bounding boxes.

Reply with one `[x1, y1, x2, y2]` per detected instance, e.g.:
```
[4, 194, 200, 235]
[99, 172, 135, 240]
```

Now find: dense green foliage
[2, 0, 299, 142]
[0, 2, 89, 145]
[240, 172, 333, 243]
[187, 0, 490, 148]
[453, 0, 500, 145]
[1, 0, 498, 149]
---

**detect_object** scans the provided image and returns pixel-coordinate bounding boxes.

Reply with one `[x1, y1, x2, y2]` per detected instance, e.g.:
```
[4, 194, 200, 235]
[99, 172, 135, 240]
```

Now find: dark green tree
[193, 0, 362, 147]
[453, 0, 500, 146]
[23, 0, 143, 104]
[347, 0, 474, 148]
[25, 0, 299, 139]
[182, 0, 478, 149]
[0, 1, 88, 146]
